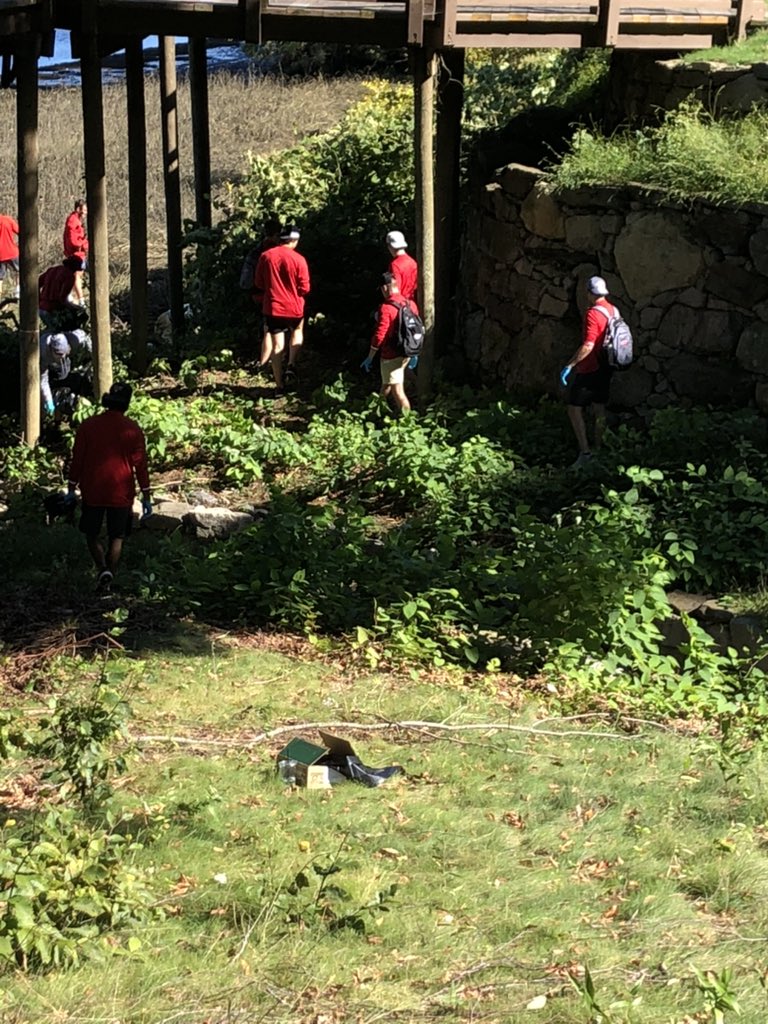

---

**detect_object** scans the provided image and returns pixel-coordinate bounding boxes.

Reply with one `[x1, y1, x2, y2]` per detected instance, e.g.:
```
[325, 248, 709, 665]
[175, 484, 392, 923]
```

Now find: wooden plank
[434, 47, 463, 356]
[452, 28, 587, 42]
[598, 0, 620, 43]
[413, 46, 436, 404]
[615, 28, 716, 39]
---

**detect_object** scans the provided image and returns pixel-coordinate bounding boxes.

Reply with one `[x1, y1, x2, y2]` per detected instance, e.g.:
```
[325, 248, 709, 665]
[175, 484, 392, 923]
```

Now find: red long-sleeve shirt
[39, 265, 77, 311]
[63, 212, 89, 262]
[254, 245, 310, 318]
[69, 410, 150, 508]
[577, 298, 615, 374]
[372, 296, 419, 361]
[389, 252, 418, 303]
[0, 215, 19, 262]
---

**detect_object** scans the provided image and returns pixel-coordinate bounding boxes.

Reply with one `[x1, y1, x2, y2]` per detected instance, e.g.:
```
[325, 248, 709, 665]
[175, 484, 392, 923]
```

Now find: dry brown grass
[0, 70, 363, 300]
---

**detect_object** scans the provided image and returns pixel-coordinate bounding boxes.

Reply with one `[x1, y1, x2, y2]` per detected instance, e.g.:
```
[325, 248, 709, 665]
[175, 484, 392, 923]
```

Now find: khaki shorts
[380, 356, 409, 386]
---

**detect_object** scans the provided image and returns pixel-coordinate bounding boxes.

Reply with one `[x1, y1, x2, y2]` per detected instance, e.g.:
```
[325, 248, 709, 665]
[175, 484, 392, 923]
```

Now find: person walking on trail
[253, 223, 310, 393]
[0, 213, 19, 299]
[40, 329, 93, 419]
[62, 199, 89, 303]
[361, 272, 418, 416]
[66, 382, 152, 590]
[385, 230, 418, 303]
[560, 275, 616, 469]
[244, 216, 281, 373]
[39, 257, 88, 331]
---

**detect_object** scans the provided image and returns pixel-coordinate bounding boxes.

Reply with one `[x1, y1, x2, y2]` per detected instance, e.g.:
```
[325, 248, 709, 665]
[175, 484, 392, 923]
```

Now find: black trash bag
[43, 490, 76, 526]
[343, 756, 403, 788]
[318, 730, 403, 789]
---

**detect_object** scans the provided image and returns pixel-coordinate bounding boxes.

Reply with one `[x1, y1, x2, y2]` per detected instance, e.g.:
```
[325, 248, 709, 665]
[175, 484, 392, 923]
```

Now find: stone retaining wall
[661, 591, 766, 665]
[460, 163, 768, 412]
[605, 53, 768, 127]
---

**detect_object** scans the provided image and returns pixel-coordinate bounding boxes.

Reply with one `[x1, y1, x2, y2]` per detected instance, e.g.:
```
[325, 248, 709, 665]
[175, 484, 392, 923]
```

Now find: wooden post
[16, 38, 40, 446]
[160, 36, 185, 335]
[126, 38, 149, 372]
[435, 47, 464, 359]
[81, 20, 113, 398]
[412, 47, 437, 403]
[188, 37, 211, 229]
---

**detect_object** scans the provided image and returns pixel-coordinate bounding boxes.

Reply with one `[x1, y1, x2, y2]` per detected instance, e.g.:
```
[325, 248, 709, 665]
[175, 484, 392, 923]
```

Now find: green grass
[683, 27, 768, 64]
[3, 641, 768, 1022]
[547, 101, 768, 205]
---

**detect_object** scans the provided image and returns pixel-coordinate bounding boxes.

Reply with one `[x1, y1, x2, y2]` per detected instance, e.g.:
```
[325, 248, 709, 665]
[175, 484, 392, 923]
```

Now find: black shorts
[568, 367, 612, 408]
[265, 315, 302, 335]
[79, 504, 133, 540]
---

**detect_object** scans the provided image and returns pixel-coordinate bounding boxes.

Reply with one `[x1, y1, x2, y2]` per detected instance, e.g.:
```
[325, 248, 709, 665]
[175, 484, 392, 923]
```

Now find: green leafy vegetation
[546, 100, 768, 204]
[682, 26, 768, 64]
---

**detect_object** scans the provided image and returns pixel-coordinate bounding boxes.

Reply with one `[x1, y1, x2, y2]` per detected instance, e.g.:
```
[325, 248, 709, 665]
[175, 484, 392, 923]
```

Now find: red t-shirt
[39, 265, 77, 311]
[389, 252, 418, 302]
[69, 410, 150, 508]
[254, 245, 310, 318]
[0, 215, 19, 262]
[577, 299, 615, 375]
[372, 296, 419, 361]
[63, 212, 89, 261]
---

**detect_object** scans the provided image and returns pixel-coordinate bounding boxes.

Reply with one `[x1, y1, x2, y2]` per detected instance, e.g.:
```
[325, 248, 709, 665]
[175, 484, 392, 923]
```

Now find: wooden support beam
[159, 35, 185, 337]
[407, 0, 425, 44]
[434, 47, 463, 361]
[441, 0, 458, 45]
[598, 0, 621, 44]
[188, 36, 212, 229]
[16, 37, 39, 446]
[412, 46, 436, 405]
[81, 12, 113, 400]
[243, 0, 262, 42]
[126, 38, 149, 373]
[733, 0, 749, 38]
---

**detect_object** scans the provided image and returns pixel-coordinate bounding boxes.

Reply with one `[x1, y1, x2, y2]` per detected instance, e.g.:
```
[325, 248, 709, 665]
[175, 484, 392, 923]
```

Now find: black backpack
[386, 299, 425, 357]
[239, 247, 259, 291]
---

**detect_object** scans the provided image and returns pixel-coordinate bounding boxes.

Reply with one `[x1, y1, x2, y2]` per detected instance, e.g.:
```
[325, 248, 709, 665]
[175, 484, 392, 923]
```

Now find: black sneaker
[97, 569, 113, 590]
[284, 366, 298, 387]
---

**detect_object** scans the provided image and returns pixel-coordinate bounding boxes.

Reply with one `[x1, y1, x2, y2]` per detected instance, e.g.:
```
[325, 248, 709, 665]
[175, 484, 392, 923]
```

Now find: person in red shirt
[39, 257, 87, 330]
[560, 275, 616, 468]
[62, 199, 89, 303]
[247, 217, 281, 372]
[66, 382, 152, 589]
[0, 214, 19, 298]
[361, 272, 418, 415]
[253, 224, 310, 392]
[385, 230, 418, 303]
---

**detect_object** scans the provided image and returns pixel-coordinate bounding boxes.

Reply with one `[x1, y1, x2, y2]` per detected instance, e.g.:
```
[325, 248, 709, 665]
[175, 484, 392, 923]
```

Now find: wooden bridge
[0, 0, 763, 52]
[0, 0, 764, 442]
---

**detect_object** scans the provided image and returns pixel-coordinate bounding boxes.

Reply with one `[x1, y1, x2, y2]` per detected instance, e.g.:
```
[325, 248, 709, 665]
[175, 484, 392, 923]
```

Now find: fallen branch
[134, 717, 654, 748]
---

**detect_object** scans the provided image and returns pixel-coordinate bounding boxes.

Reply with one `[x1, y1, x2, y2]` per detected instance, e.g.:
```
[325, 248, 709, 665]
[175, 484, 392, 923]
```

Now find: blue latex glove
[560, 366, 572, 388]
[63, 491, 76, 508]
[141, 498, 153, 519]
[45, 400, 55, 416]
[408, 355, 419, 370]
[361, 355, 374, 373]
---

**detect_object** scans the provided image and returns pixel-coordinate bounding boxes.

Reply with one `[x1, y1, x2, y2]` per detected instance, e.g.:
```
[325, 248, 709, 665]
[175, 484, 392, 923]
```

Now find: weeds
[547, 100, 768, 205]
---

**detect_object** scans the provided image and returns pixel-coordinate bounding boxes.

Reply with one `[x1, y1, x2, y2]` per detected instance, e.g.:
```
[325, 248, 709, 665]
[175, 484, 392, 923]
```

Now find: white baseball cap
[386, 230, 408, 250]
[588, 275, 609, 296]
[50, 335, 71, 357]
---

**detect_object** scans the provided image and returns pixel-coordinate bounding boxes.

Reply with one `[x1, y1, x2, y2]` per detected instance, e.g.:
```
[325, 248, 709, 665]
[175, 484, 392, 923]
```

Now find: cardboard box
[276, 737, 344, 788]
